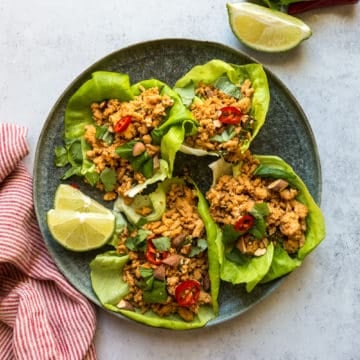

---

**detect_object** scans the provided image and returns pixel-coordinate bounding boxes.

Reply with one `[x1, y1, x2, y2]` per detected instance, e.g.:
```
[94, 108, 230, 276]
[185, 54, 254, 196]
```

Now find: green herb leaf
[225, 248, 250, 266]
[138, 267, 155, 290]
[213, 75, 241, 99]
[125, 229, 150, 251]
[96, 125, 114, 145]
[68, 140, 83, 164]
[249, 203, 269, 239]
[115, 141, 137, 159]
[152, 237, 171, 251]
[254, 164, 296, 182]
[54, 146, 69, 167]
[189, 238, 208, 257]
[100, 168, 117, 192]
[210, 126, 236, 143]
[143, 279, 167, 304]
[84, 171, 100, 187]
[222, 224, 241, 247]
[61, 165, 81, 180]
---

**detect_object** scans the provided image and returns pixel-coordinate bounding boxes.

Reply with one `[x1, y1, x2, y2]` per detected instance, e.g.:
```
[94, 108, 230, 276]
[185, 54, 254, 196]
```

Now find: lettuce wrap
[90, 178, 220, 329]
[174, 59, 270, 158]
[55, 71, 197, 198]
[206, 154, 325, 292]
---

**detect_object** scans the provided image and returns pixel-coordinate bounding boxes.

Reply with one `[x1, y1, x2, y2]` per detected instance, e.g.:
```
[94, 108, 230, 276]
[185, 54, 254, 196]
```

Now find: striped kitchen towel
[0, 123, 97, 360]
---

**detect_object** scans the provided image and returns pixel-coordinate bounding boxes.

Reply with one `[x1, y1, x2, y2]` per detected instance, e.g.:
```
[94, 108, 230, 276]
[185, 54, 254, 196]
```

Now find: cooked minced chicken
[116, 183, 212, 321]
[84, 86, 174, 200]
[185, 80, 255, 162]
[206, 152, 309, 256]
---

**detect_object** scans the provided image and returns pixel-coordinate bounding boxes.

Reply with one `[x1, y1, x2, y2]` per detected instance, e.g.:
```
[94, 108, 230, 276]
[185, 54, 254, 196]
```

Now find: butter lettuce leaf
[254, 155, 326, 282]
[174, 59, 270, 153]
[209, 155, 325, 290]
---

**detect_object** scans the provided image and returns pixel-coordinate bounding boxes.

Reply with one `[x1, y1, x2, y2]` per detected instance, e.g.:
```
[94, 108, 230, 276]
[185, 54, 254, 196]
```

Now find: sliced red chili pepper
[114, 115, 132, 133]
[174, 280, 201, 307]
[145, 239, 169, 265]
[219, 106, 242, 125]
[234, 214, 254, 232]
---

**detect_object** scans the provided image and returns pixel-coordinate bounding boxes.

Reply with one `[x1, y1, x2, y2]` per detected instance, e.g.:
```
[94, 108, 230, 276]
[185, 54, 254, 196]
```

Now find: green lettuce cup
[55, 71, 197, 199]
[174, 59, 270, 160]
[90, 178, 220, 329]
[206, 154, 325, 292]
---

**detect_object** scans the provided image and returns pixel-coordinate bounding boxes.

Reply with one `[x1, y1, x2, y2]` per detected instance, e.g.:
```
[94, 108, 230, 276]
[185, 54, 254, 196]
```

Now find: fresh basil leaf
[213, 75, 241, 99]
[139, 267, 154, 279]
[249, 203, 269, 239]
[143, 279, 167, 304]
[54, 146, 69, 167]
[100, 168, 116, 192]
[142, 158, 154, 179]
[254, 164, 296, 182]
[115, 141, 138, 159]
[225, 248, 250, 266]
[189, 238, 208, 257]
[210, 126, 236, 143]
[222, 224, 241, 247]
[96, 125, 114, 145]
[152, 237, 171, 251]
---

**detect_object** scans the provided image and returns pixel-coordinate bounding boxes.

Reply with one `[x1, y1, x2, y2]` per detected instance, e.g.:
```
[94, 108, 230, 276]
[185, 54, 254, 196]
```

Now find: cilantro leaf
[125, 229, 149, 251]
[152, 237, 171, 251]
[211, 126, 236, 143]
[95, 125, 114, 145]
[189, 238, 208, 257]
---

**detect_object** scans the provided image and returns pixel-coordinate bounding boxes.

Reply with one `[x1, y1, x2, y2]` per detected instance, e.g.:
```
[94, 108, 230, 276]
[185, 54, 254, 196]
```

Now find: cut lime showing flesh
[47, 209, 115, 251]
[227, 2, 312, 52]
[54, 184, 110, 214]
[47, 184, 115, 251]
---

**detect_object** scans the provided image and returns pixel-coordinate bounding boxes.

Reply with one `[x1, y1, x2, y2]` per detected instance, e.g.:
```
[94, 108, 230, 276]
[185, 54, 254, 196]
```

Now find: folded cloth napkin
[0, 123, 97, 360]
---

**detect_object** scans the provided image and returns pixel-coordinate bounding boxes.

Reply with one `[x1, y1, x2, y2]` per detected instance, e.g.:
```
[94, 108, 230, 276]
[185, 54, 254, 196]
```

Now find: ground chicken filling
[206, 152, 309, 256]
[83, 86, 174, 200]
[185, 80, 255, 162]
[116, 183, 212, 322]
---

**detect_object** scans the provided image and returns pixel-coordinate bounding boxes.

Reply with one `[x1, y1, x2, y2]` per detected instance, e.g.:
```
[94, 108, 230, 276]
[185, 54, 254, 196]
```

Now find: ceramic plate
[33, 39, 322, 327]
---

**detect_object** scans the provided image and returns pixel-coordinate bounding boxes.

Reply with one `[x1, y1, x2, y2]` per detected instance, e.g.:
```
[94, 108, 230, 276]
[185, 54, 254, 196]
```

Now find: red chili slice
[114, 115, 132, 133]
[234, 214, 254, 232]
[174, 280, 201, 307]
[219, 106, 242, 125]
[145, 239, 169, 265]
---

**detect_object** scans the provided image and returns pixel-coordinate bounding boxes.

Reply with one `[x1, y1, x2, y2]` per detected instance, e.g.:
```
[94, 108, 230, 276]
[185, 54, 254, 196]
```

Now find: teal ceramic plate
[33, 39, 322, 328]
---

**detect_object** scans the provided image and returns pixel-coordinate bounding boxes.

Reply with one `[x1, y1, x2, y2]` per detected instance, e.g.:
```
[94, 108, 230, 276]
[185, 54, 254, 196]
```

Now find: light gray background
[1, 1, 359, 359]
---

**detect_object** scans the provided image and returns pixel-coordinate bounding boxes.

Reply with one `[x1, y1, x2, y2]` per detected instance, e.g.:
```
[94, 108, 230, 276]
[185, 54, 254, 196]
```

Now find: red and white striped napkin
[0, 123, 97, 359]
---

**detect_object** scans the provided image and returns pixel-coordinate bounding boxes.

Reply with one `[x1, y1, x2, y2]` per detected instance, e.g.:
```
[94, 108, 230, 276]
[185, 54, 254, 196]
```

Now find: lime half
[227, 2, 312, 52]
[47, 185, 115, 251]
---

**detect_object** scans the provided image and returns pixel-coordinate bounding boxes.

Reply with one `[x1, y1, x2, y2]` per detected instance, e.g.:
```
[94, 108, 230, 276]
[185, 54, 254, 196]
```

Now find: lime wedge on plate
[54, 184, 110, 213]
[47, 184, 115, 251]
[227, 2, 312, 52]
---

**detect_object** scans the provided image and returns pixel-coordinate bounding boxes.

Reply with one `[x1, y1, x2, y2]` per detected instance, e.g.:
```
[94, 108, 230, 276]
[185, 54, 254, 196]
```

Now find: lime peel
[227, 2, 312, 53]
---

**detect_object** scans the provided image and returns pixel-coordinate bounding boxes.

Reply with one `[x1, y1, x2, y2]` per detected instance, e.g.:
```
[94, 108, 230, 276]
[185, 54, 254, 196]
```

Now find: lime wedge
[54, 184, 110, 214]
[227, 2, 312, 52]
[47, 184, 115, 251]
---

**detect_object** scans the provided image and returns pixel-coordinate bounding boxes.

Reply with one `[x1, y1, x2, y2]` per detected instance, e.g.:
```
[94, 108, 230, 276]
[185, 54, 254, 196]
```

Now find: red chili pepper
[234, 214, 254, 232]
[145, 239, 169, 265]
[174, 280, 201, 307]
[288, 0, 358, 15]
[114, 115, 132, 133]
[219, 106, 242, 125]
